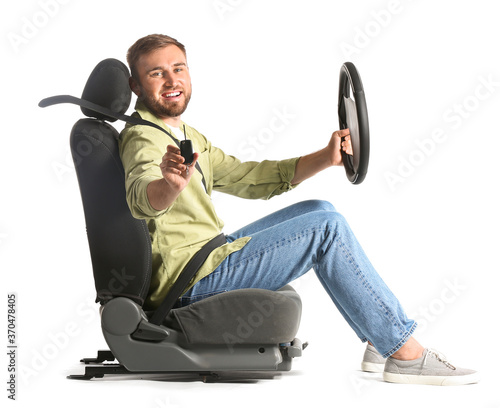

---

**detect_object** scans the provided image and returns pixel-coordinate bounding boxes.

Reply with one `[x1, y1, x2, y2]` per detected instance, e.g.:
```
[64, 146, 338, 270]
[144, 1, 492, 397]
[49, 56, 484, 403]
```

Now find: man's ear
[129, 76, 141, 97]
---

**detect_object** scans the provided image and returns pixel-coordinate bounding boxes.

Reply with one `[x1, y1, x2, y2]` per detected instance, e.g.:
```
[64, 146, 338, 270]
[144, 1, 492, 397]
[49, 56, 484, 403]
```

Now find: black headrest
[81, 59, 132, 122]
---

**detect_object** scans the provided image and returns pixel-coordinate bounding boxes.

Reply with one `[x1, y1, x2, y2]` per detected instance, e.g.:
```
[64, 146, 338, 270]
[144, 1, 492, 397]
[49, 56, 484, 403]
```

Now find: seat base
[69, 362, 276, 382]
[68, 363, 285, 382]
[68, 359, 224, 382]
[68, 342, 306, 381]
[100, 292, 304, 374]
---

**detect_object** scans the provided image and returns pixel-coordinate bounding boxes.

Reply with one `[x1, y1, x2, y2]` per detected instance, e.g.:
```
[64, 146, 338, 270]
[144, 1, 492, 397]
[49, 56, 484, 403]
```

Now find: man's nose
[162, 71, 177, 87]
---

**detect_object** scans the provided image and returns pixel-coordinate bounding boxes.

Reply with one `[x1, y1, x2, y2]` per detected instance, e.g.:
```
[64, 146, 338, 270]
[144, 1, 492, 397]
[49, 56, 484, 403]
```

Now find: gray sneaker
[383, 348, 480, 385]
[361, 344, 386, 373]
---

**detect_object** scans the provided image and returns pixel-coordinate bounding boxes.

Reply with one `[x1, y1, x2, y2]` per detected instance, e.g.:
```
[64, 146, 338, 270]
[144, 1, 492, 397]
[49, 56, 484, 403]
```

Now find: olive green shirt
[119, 101, 299, 309]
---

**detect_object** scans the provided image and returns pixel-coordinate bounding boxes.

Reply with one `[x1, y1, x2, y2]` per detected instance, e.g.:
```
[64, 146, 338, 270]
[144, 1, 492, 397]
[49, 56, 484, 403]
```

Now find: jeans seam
[337, 237, 407, 337]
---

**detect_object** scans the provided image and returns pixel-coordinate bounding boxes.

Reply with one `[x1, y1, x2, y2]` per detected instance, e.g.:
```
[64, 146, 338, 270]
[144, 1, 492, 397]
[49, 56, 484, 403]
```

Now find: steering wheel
[338, 62, 370, 184]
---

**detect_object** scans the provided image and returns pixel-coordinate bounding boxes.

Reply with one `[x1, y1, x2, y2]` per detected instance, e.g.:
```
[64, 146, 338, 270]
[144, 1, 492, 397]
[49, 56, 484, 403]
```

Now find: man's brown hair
[126, 34, 186, 80]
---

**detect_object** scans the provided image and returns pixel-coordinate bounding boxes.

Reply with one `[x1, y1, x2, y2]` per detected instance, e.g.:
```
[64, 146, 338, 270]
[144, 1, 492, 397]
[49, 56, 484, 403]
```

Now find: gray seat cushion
[166, 285, 301, 345]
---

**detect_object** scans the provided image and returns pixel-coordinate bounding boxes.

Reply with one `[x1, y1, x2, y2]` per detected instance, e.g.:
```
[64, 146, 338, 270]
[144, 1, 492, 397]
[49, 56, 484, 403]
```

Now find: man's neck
[161, 116, 182, 128]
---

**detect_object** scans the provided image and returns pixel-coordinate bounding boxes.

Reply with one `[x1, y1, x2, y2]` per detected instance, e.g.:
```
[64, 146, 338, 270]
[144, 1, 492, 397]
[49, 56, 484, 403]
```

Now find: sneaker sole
[383, 371, 480, 386]
[361, 361, 385, 373]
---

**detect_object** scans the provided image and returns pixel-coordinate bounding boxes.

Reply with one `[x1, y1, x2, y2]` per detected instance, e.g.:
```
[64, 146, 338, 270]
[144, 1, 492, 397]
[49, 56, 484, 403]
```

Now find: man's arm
[148, 128, 352, 210]
[147, 145, 199, 211]
[291, 129, 351, 185]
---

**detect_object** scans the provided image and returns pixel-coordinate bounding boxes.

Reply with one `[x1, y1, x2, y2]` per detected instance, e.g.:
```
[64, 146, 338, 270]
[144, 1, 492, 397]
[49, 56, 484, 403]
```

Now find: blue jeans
[179, 200, 417, 357]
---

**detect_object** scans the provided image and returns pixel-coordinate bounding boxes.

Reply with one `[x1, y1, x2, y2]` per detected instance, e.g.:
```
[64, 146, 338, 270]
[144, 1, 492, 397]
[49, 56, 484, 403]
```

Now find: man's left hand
[329, 128, 352, 166]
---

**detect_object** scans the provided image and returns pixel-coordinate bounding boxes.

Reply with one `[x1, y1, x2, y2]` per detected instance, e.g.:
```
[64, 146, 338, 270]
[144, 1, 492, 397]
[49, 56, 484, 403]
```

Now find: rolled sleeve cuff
[278, 157, 301, 189]
[127, 176, 173, 219]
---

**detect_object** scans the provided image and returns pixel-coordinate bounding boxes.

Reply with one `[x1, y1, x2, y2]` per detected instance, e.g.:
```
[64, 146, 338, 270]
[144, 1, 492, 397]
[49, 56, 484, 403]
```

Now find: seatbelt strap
[149, 233, 227, 326]
[38, 95, 207, 191]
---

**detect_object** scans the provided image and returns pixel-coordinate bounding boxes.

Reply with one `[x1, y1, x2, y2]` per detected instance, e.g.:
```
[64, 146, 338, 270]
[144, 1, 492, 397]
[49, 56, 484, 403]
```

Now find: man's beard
[141, 90, 191, 120]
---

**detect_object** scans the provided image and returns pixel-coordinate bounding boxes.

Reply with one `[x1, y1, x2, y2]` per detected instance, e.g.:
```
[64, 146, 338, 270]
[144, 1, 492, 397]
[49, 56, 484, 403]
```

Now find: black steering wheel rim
[338, 62, 370, 184]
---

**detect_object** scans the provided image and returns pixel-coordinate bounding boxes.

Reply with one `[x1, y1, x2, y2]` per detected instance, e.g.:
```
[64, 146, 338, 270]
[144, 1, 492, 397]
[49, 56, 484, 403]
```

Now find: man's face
[130, 45, 192, 124]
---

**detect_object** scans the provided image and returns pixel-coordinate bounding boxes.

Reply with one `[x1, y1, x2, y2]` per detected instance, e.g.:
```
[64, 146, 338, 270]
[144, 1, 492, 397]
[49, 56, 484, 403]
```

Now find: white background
[2, 0, 499, 407]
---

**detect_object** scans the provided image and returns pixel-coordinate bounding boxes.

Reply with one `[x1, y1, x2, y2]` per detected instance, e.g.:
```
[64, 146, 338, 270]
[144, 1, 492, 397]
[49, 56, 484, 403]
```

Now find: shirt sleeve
[119, 124, 170, 219]
[209, 142, 300, 200]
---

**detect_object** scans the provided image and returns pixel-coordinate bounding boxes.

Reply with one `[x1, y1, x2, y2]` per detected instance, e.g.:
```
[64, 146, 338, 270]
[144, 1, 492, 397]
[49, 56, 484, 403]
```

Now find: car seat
[39, 58, 305, 380]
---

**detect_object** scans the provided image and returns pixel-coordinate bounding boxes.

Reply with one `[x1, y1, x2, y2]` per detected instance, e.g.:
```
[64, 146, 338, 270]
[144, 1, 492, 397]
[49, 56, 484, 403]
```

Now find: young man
[119, 34, 478, 385]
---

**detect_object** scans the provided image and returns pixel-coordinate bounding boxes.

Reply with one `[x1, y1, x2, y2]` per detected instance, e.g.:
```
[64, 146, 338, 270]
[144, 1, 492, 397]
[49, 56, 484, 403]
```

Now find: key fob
[180, 140, 194, 165]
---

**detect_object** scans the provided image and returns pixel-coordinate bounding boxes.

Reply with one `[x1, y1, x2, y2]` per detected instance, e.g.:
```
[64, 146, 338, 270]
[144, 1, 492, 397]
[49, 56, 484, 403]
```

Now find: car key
[180, 125, 194, 165]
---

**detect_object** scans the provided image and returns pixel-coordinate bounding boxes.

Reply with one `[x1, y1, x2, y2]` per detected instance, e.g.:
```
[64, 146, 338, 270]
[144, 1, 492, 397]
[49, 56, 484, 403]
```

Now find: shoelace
[423, 348, 456, 370]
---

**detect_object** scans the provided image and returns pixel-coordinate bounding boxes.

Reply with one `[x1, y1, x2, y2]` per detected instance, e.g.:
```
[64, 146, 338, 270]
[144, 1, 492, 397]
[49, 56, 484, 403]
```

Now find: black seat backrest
[69, 59, 152, 306]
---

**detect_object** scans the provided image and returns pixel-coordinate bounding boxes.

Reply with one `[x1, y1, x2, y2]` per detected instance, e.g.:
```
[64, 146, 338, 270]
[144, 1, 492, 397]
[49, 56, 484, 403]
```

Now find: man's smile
[161, 91, 182, 100]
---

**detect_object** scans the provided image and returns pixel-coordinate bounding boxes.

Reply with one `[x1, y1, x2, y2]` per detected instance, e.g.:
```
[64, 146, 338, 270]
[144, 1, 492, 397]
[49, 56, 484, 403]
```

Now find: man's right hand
[147, 144, 199, 211]
[160, 144, 199, 190]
